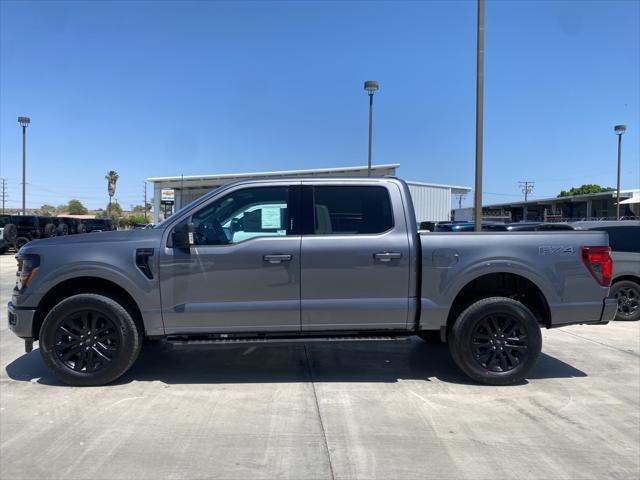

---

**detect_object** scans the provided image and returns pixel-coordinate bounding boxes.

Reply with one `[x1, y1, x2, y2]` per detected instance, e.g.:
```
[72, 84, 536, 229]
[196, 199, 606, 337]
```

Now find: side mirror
[230, 218, 242, 232]
[171, 221, 193, 249]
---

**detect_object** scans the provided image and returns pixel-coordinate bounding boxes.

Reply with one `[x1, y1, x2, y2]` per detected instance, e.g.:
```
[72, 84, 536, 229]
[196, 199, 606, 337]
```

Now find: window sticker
[261, 206, 282, 229]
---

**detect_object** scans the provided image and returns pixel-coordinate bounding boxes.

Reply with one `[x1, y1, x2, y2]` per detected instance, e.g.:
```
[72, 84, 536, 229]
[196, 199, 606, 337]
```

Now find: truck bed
[417, 230, 612, 330]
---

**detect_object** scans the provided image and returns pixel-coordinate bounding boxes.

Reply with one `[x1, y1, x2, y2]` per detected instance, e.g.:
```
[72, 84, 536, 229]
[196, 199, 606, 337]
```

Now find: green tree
[106, 201, 122, 217]
[558, 184, 615, 197]
[105, 170, 119, 215]
[126, 214, 149, 227]
[67, 199, 88, 215]
[39, 204, 56, 216]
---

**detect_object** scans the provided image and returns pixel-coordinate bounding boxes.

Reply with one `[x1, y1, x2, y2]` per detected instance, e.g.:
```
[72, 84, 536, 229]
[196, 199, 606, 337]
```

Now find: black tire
[44, 223, 57, 237]
[417, 330, 443, 344]
[15, 237, 29, 250]
[57, 223, 69, 236]
[448, 297, 542, 386]
[77, 223, 87, 234]
[610, 280, 640, 321]
[3, 223, 17, 242]
[39, 294, 141, 386]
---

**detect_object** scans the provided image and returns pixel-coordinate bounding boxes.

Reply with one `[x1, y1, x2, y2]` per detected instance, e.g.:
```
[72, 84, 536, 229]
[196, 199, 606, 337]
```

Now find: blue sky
[1, 0, 638, 210]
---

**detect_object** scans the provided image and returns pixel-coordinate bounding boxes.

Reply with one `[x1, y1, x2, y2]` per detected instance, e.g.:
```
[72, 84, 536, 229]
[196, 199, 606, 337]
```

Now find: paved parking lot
[0, 252, 639, 480]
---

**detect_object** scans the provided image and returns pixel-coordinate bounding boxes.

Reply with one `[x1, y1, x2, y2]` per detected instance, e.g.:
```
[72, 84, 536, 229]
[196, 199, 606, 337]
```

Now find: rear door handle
[374, 252, 402, 262]
[263, 254, 292, 264]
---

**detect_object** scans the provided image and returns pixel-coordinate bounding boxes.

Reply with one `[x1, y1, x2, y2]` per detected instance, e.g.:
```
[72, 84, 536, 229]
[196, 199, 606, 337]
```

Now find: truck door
[300, 183, 411, 331]
[159, 185, 302, 334]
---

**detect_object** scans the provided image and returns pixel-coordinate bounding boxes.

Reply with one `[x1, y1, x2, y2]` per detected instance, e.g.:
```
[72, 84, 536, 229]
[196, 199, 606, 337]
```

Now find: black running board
[166, 334, 410, 347]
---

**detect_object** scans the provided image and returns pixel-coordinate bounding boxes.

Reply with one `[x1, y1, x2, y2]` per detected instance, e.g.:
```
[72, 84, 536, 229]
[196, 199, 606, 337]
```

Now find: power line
[518, 181, 535, 201]
[455, 192, 467, 209]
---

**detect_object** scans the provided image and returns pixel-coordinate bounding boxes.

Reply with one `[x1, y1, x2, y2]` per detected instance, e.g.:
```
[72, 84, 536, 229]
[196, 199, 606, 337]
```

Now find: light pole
[18, 116, 30, 215]
[473, 0, 485, 232]
[364, 81, 379, 177]
[614, 124, 626, 219]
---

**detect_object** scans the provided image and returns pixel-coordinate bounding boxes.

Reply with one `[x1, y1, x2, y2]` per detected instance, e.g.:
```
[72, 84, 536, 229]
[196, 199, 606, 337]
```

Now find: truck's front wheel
[39, 294, 141, 386]
[448, 297, 542, 386]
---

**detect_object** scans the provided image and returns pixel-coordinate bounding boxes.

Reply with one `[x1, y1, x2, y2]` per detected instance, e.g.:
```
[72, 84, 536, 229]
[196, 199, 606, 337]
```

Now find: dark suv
[81, 218, 115, 232]
[60, 217, 87, 234]
[12, 216, 46, 249]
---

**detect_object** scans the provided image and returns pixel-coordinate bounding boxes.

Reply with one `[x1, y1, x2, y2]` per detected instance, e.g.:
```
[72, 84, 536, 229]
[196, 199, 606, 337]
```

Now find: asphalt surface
[0, 252, 639, 480]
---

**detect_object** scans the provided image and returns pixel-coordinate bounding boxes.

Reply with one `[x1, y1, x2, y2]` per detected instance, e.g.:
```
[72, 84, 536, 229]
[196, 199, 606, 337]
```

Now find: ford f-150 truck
[8, 178, 616, 386]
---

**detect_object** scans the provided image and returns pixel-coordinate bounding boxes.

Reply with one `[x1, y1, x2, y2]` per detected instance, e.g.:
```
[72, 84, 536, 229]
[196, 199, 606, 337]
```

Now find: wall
[406, 183, 452, 223]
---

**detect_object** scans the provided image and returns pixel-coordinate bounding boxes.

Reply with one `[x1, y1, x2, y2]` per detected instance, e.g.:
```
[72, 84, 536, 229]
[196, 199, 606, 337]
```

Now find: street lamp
[18, 116, 30, 215]
[364, 80, 379, 177]
[614, 124, 626, 219]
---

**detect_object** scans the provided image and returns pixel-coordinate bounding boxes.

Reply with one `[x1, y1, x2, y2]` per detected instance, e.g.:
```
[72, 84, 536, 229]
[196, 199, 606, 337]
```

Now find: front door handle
[264, 254, 292, 264]
[374, 252, 402, 262]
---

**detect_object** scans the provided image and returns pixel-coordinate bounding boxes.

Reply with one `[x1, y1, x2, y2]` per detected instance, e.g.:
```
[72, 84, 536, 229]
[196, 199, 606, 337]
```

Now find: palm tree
[105, 170, 119, 215]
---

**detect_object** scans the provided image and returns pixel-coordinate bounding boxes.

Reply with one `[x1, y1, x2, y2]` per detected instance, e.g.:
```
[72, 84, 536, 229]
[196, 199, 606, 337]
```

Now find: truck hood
[21, 228, 164, 248]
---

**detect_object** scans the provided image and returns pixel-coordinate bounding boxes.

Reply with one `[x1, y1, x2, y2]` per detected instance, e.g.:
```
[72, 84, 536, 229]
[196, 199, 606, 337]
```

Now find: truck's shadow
[5, 338, 587, 386]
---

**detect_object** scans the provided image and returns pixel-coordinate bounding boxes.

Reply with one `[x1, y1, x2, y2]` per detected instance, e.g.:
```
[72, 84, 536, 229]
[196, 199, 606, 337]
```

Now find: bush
[125, 215, 148, 227]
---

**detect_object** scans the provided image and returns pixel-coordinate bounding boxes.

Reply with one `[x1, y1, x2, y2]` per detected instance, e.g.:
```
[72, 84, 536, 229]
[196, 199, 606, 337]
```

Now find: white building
[148, 164, 471, 224]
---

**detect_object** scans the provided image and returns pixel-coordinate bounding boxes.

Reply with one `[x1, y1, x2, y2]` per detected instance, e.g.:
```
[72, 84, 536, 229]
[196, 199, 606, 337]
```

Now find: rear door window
[311, 186, 393, 235]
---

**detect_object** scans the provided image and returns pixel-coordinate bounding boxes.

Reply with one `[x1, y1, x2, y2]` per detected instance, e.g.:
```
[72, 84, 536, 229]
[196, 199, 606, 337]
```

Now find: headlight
[16, 254, 40, 291]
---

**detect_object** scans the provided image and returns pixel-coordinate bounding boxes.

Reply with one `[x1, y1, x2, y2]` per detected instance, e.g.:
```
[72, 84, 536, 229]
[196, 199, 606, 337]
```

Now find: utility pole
[143, 181, 148, 222]
[519, 181, 535, 201]
[614, 125, 626, 219]
[455, 193, 466, 209]
[473, 0, 485, 232]
[1, 178, 7, 214]
[18, 116, 30, 215]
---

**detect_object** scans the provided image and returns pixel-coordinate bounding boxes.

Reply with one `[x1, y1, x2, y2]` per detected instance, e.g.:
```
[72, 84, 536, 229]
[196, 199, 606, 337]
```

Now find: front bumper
[7, 302, 36, 339]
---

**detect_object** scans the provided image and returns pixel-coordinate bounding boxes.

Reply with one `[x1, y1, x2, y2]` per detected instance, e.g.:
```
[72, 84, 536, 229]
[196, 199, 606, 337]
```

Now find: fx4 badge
[539, 245, 576, 256]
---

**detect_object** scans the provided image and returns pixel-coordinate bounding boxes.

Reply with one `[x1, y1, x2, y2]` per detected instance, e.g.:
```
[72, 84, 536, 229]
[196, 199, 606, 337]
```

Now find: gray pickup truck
[8, 178, 616, 386]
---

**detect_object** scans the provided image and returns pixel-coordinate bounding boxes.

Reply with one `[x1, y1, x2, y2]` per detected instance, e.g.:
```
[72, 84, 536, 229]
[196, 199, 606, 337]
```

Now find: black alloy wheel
[611, 281, 640, 321]
[470, 314, 528, 373]
[54, 310, 120, 373]
[39, 294, 141, 386]
[448, 296, 542, 385]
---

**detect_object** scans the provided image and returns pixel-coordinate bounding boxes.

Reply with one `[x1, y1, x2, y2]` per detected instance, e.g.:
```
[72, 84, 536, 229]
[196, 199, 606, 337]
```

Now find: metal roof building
[453, 188, 640, 222]
[147, 164, 471, 224]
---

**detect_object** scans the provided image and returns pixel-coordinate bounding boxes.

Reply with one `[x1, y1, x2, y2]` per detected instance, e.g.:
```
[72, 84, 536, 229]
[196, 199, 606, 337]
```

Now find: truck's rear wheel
[39, 294, 141, 386]
[448, 297, 542, 385]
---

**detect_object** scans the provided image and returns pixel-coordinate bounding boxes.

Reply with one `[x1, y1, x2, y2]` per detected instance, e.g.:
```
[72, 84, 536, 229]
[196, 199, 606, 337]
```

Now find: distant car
[81, 218, 115, 232]
[435, 222, 476, 232]
[481, 222, 575, 232]
[37, 217, 58, 237]
[60, 217, 87, 234]
[570, 221, 640, 321]
[49, 217, 70, 236]
[0, 215, 17, 253]
[11, 215, 46, 249]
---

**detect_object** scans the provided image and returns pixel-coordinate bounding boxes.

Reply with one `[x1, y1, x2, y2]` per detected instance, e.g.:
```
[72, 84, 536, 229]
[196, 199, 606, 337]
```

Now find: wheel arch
[446, 272, 551, 331]
[32, 276, 145, 340]
[612, 274, 640, 286]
